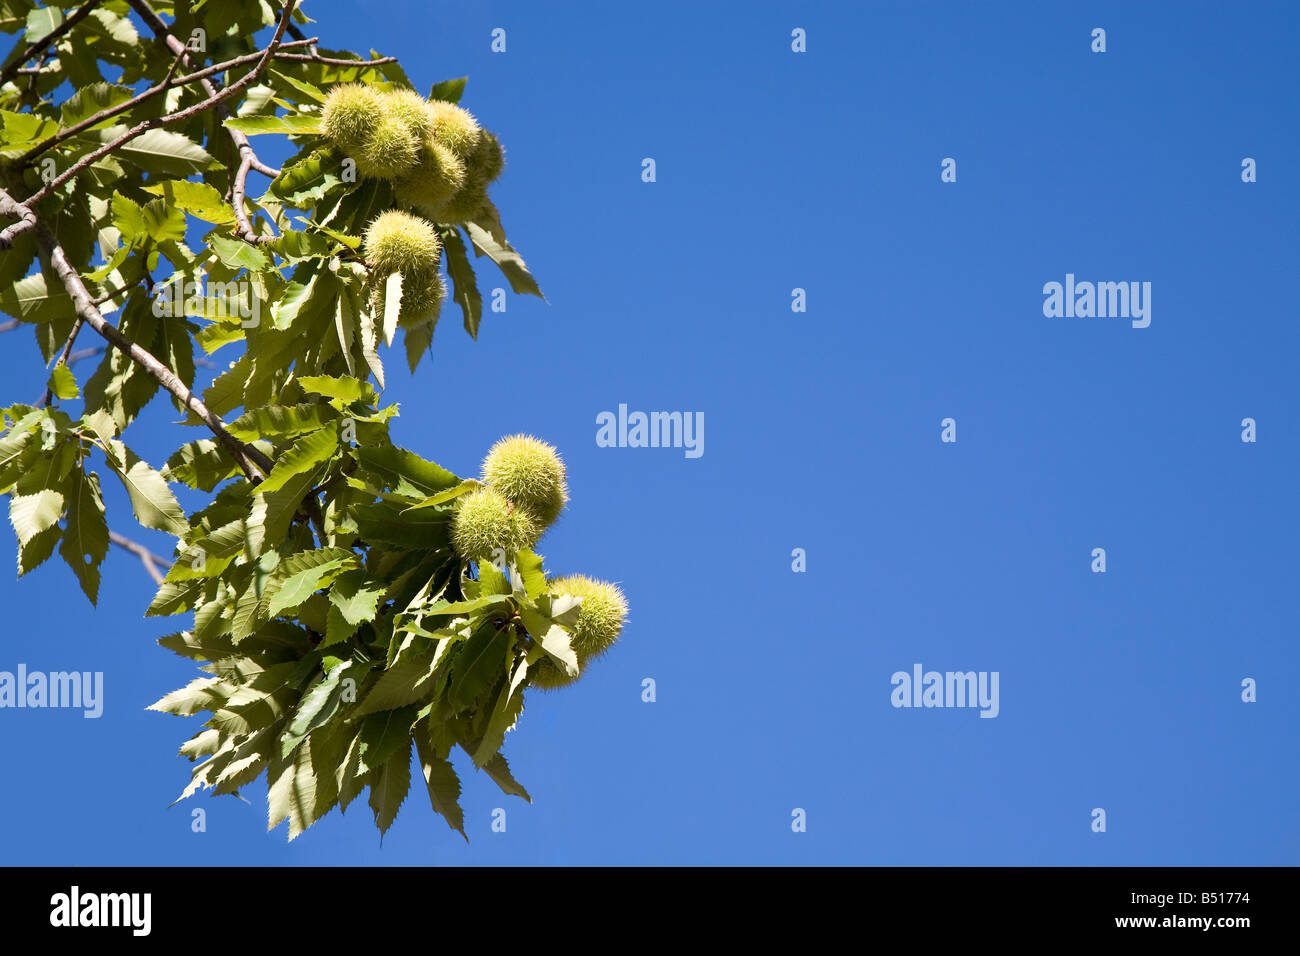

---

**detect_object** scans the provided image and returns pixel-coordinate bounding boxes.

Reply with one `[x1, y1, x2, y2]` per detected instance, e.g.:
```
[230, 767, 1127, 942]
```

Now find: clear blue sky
[2, 0, 1297, 865]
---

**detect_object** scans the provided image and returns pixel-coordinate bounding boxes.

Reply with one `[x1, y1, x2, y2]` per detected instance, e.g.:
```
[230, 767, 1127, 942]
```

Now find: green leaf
[471, 659, 527, 767]
[449, 623, 513, 712]
[223, 114, 322, 135]
[416, 734, 466, 839]
[269, 69, 327, 104]
[402, 478, 481, 513]
[95, 437, 187, 535]
[350, 501, 449, 549]
[443, 229, 482, 339]
[281, 661, 365, 758]
[296, 374, 375, 406]
[428, 76, 467, 103]
[59, 82, 134, 130]
[210, 234, 271, 272]
[369, 738, 411, 837]
[59, 466, 108, 604]
[266, 547, 357, 616]
[95, 125, 218, 175]
[328, 568, 384, 627]
[464, 219, 544, 299]
[357, 705, 418, 773]
[227, 403, 337, 442]
[254, 427, 338, 495]
[482, 752, 531, 803]
[163, 439, 245, 491]
[47, 364, 78, 400]
[381, 271, 401, 347]
[142, 180, 236, 225]
[0, 270, 71, 324]
[9, 488, 63, 547]
[354, 444, 458, 498]
[110, 192, 145, 248]
[148, 676, 233, 717]
[264, 149, 341, 207]
[354, 646, 440, 716]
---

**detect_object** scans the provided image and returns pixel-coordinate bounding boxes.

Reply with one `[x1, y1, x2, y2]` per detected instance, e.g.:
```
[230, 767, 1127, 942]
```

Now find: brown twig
[127, 0, 289, 237]
[0, 0, 103, 87]
[109, 530, 168, 583]
[271, 52, 397, 66]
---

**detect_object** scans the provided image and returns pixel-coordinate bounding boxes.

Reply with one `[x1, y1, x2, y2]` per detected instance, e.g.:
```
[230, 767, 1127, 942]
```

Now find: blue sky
[1, 0, 1297, 865]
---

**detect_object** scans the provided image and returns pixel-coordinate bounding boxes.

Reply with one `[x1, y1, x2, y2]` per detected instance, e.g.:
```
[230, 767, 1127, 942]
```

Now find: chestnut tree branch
[0, 185, 273, 482]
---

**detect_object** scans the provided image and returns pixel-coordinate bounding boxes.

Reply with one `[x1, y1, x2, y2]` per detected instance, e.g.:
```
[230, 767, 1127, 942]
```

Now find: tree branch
[0, 0, 103, 87]
[19, 38, 317, 164]
[109, 530, 168, 583]
[1, 186, 273, 482]
[0, 189, 36, 249]
[21, 0, 298, 211]
[272, 51, 397, 66]
[126, 0, 292, 237]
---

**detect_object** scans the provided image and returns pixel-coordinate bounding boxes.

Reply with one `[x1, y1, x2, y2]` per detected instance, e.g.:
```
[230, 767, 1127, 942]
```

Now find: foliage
[0, 0, 625, 842]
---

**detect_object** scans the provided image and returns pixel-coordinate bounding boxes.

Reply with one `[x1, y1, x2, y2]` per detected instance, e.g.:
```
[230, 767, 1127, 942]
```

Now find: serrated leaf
[59, 467, 108, 604]
[354, 646, 439, 716]
[482, 752, 531, 803]
[296, 374, 375, 405]
[142, 180, 236, 225]
[107, 445, 186, 534]
[449, 623, 513, 712]
[266, 547, 357, 616]
[464, 219, 544, 299]
[281, 661, 362, 757]
[47, 363, 78, 400]
[428, 76, 467, 103]
[369, 738, 411, 837]
[227, 403, 337, 442]
[148, 676, 233, 716]
[95, 125, 217, 175]
[59, 82, 134, 130]
[357, 705, 418, 774]
[382, 271, 401, 347]
[9, 489, 63, 547]
[210, 234, 270, 272]
[254, 427, 338, 495]
[269, 69, 327, 103]
[223, 113, 321, 135]
[443, 229, 482, 338]
[416, 734, 466, 839]
[328, 568, 384, 627]
[354, 445, 458, 498]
